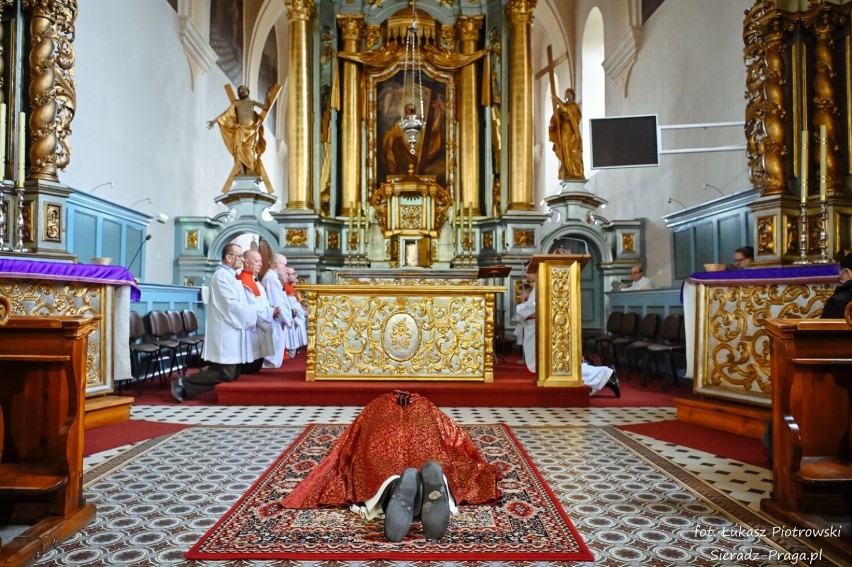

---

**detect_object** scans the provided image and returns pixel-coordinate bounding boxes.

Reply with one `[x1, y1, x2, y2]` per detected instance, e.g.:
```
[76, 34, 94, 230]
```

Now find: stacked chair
[127, 310, 161, 394]
[180, 309, 205, 367]
[598, 312, 638, 367]
[145, 310, 183, 385]
[166, 310, 202, 370]
[586, 311, 625, 365]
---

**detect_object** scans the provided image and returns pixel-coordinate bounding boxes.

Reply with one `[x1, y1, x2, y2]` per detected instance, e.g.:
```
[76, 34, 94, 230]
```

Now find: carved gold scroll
[688, 272, 835, 406]
[301, 283, 503, 382]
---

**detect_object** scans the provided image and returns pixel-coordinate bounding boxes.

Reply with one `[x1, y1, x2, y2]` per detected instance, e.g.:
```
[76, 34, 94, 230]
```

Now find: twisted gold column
[338, 15, 363, 217]
[808, 8, 841, 197]
[284, 0, 315, 210]
[22, 0, 78, 183]
[456, 16, 482, 217]
[506, 0, 536, 211]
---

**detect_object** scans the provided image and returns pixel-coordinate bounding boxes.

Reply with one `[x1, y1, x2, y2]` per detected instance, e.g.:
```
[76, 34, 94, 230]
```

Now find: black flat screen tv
[589, 114, 659, 169]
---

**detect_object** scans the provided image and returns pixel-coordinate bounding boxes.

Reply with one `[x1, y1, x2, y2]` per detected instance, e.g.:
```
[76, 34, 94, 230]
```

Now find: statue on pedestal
[208, 83, 281, 194]
[548, 87, 584, 180]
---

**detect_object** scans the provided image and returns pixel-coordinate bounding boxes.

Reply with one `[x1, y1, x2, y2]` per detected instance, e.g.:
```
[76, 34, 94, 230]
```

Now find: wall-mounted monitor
[590, 114, 659, 169]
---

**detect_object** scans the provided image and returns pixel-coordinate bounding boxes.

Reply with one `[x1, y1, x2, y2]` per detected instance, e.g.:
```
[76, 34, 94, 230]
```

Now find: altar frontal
[301, 284, 504, 382]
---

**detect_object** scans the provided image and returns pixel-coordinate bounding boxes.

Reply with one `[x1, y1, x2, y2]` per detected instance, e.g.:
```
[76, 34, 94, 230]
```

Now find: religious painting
[257, 29, 278, 137]
[210, 0, 244, 86]
[375, 70, 448, 189]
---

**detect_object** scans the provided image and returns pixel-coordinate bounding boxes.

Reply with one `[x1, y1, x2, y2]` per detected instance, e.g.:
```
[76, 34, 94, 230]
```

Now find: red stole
[238, 271, 261, 296]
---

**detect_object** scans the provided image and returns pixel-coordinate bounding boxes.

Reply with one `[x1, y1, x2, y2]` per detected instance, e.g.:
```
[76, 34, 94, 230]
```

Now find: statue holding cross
[207, 83, 281, 194]
[542, 45, 584, 180]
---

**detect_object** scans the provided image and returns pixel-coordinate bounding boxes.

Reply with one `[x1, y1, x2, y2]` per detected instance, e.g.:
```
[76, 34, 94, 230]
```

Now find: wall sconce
[130, 197, 152, 209]
[667, 197, 687, 210]
[702, 183, 725, 197]
[90, 181, 115, 193]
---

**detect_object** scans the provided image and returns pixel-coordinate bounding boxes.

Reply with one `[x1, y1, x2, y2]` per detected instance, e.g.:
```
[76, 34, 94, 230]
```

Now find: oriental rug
[185, 423, 596, 561]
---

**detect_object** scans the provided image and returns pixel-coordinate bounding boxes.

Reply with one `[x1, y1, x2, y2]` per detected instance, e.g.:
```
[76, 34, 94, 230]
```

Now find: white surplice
[515, 287, 536, 373]
[240, 276, 275, 361]
[285, 291, 308, 350]
[261, 270, 292, 368]
[201, 265, 258, 365]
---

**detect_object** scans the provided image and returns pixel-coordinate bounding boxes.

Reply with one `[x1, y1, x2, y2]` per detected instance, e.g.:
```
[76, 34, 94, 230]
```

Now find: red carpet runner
[186, 423, 594, 561]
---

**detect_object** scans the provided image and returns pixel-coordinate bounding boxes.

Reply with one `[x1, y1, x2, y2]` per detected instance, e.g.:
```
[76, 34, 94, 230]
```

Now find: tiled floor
[117, 404, 773, 512]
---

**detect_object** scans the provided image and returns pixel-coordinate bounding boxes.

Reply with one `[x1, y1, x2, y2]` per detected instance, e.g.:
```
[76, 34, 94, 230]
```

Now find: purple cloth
[0, 258, 141, 301]
[687, 264, 839, 285]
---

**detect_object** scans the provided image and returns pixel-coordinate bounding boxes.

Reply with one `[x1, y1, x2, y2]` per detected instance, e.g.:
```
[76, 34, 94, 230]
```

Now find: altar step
[84, 395, 134, 429]
[674, 397, 770, 439]
[215, 373, 592, 407]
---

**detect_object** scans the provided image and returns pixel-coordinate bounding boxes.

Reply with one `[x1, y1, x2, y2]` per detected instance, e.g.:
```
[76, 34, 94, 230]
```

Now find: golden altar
[684, 266, 837, 407]
[301, 278, 504, 382]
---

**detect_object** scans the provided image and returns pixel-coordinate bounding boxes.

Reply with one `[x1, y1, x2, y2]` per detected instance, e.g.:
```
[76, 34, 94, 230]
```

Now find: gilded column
[506, 0, 536, 211]
[284, 0, 315, 210]
[22, 0, 78, 182]
[456, 16, 482, 216]
[807, 8, 841, 197]
[743, 0, 775, 192]
[338, 15, 363, 218]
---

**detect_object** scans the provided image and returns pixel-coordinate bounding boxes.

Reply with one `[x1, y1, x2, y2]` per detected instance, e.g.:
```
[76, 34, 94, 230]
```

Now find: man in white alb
[237, 250, 279, 373]
[262, 253, 292, 368]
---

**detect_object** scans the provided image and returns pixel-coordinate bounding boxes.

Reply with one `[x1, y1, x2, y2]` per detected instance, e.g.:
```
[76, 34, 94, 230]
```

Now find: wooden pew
[761, 309, 852, 557]
[0, 296, 99, 567]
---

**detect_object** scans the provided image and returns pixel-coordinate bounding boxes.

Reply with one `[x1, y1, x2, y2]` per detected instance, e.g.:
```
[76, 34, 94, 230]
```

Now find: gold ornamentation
[513, 229, 535, 247]
[0, 279, 108, 389]
[0, 295, 9, 325]
[695, 281, 835, 404]
[184, 277, 196, 287]
[185, 229, 199, 250]
[287, 229, 308, 247]
[22, 199, 33, 242]
[283, 0, 316, 22]
[329, 232, 340, 250]
[756, 215, 775, 255]
[303, 285, 503, 382]
[44, 202, 61, 242]
[400, 204, 422, 230]
[622, 233, 634, 253]
[548, 267, 573, 375]
[784, 214, 798, 255]
[483, 232, 493, 249]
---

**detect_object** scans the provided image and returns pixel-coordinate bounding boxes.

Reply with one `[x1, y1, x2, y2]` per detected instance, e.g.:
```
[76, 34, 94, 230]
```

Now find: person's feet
[606, 373, 621, 398]
[383, 468, 421, 542]
[171, 377, 185, 403]
[420, 460, 451, 540]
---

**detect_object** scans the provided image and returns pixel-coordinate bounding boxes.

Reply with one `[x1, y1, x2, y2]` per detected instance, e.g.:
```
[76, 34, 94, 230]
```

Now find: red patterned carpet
[186, 423, 594, 562]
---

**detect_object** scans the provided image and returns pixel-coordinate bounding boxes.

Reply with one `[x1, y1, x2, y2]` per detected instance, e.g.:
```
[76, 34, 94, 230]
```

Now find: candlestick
[0, 103, 6, 176]
[819, 124, 827, 201]
[356, 203, 362, 247]
[800, 130, 808, 205]
[467, 201, 473, 247]
[793, 201, 809, 265]
[16, 112, 25, 188]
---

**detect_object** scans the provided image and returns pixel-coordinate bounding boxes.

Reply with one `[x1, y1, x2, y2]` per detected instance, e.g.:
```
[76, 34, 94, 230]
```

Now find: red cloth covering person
[282, 391, 501, 511]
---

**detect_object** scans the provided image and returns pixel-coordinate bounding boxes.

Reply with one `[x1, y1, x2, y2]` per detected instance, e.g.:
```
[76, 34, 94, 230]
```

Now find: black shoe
[383, 468, 420, 542]
[171, 377, 185, 403]
[606, 373, 621, 398]
[420, 460, 451, 540]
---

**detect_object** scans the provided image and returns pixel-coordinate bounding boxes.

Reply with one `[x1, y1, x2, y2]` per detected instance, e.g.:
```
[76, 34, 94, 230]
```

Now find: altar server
[284, 266, 308, 356]
[262, 253, 292, 368]
[238, 250, 278, 373]
[171, 243, 258, 402]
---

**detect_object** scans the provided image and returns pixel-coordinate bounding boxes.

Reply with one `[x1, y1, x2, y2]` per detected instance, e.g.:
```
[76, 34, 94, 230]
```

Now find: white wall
[65, 0, 284, 283]
[544, 0, 751, 286]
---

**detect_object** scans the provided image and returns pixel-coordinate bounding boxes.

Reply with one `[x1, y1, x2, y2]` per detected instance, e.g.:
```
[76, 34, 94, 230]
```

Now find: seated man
[821, 252, 852, 318]
[623, 264, 654, 291]
[282, 391, 501, 542]
[732, 245, 754, 269]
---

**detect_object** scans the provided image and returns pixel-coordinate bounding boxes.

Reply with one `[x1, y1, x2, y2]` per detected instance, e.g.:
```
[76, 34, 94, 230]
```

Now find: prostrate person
[283, 266, 308, 357]
[261, 253, 292, 368]
[171, 244, 258, 402]
[237, 250, 279, 374]
[623, 264, 654, 291]
[282, 391, 501, 542]
[732, 245, 754, 269]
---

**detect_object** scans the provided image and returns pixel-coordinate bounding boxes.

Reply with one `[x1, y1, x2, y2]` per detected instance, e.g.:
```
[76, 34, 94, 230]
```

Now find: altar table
[0, 259, 139, 396]
[301, 282, 504, 382]
[683, 265, 837, 406]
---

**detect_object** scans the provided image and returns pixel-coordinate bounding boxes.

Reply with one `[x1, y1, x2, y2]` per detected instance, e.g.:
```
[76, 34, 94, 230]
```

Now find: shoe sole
[420, 460, 450, 540]
[384, 468, 419, 542]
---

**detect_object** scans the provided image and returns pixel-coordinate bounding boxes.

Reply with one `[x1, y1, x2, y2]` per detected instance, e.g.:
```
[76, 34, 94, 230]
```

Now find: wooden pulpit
[528, 254, 591, 387]
[0, 303, 100, 567]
